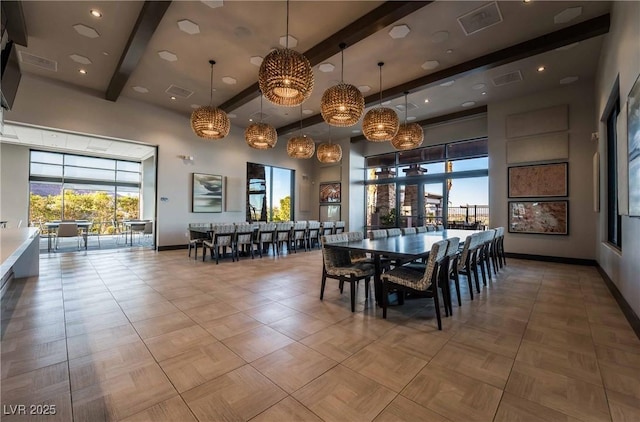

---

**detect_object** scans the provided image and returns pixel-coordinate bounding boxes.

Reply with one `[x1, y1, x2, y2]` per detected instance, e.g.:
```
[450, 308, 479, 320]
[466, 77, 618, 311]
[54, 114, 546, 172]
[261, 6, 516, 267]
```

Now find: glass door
[422, 182, 445, 226]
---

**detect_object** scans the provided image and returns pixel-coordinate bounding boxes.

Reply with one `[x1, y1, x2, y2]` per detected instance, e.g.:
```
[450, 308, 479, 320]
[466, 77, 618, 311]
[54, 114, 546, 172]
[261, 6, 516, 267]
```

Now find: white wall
[4, 74, 316, 247]
[141, 155, 156, 221]
[595, 1, 640, 316]
[0, 142, 29, 228]
[488, 81, 597, 260]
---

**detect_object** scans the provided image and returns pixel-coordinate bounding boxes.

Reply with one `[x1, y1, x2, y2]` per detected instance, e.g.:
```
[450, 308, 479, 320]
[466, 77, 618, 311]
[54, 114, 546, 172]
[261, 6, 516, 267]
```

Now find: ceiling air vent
[165, 85, 193, 99]
[492, 70, 523, 87]
[396, 103, 418, 112]
[18, 51, 58, 71]
[250, 112, 269, 121]
[458, 2, 503, 36]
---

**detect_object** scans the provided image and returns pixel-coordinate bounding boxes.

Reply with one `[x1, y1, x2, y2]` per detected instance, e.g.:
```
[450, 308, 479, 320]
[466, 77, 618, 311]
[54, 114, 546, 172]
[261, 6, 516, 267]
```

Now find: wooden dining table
[44, 221, 93, 251]
[323, 229, 482, 305]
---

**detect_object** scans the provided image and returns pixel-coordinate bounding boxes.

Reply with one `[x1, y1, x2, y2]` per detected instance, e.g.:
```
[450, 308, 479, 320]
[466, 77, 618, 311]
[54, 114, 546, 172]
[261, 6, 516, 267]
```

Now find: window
[606, 95, 622, 248]
[365, 138, 489, 230]
[247, 163, 294, 222]
[28, 150, 142, 230]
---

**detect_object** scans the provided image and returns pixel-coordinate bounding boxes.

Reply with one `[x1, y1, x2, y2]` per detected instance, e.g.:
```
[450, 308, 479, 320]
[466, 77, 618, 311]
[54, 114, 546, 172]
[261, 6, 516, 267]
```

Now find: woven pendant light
[320, 43, 364, 127]
[287, 107, 315, 159]
[391, 92, 424, 150]
[245, 94, 277, 149]
[191, 60, 230, 140]
[317, 127, 342, 163]
[258, 0, 313, 107]
[363, 62, 399, 142]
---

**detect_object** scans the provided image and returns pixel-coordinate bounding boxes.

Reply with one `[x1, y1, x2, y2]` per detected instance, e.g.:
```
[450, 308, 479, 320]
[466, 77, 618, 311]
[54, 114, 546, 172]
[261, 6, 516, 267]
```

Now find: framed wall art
[508, 200, 568, 235]
[628, 73, 640, 216]
[319, 182, 341, 203]
[192, 173, 223, 213]
[508, 162, 568, 198]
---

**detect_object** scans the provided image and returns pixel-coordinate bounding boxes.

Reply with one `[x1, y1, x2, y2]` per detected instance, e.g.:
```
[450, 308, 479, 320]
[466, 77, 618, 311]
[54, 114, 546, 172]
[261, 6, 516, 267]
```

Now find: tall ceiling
[8, 0, 611, 145]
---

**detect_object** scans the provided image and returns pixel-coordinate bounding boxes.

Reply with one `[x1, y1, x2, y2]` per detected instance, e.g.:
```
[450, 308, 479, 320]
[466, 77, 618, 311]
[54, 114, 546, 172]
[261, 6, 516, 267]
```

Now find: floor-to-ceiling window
[247, 163, 294, 222]
[29, 150, 142, 232]
[365, 138, 489, 230]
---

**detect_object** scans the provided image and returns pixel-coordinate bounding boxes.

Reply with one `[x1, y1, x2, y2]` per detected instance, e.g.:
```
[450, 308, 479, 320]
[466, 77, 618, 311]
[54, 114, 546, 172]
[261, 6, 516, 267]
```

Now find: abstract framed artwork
[508, 162, 568, 198]
[508, 200, 568, 235]
[628, 73, 640, 216]
[192, 173, 223, 213]
[319, 204, 341, 222]
[319, 182, 341, 203]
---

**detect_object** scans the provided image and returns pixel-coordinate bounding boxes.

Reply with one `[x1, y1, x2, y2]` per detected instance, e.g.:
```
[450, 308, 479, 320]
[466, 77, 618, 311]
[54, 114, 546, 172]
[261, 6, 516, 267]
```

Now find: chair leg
[320, 268, 327, 300]
[453, 267, 462, 306]
[365, 277, 370, 300]
[432, 283, 442, 331]
[382, 281, 388, 319]
[350, 279, 356, 312]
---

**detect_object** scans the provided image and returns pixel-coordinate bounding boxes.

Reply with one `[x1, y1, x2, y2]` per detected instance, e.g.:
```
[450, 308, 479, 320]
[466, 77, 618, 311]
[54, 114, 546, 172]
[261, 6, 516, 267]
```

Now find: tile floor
[1, 248, 639, 421]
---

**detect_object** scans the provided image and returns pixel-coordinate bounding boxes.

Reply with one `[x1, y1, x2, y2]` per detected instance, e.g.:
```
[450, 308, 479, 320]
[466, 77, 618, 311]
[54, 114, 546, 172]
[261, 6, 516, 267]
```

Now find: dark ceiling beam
[105, 1, 172, 102]
[218, 1, 433, 112]
[1, 1, 28, 46]
[350, 106, 487, 143]
[279, 13, 610, 135]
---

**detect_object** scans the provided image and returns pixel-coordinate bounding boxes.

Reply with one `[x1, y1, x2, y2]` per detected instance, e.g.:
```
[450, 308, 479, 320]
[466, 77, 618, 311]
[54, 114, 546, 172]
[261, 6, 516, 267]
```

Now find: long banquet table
[323, 229, 482, 305]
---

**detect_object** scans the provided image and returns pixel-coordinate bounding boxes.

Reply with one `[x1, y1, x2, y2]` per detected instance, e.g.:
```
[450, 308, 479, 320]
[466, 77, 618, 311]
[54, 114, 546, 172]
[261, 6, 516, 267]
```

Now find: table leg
[373, 254, 382, 306]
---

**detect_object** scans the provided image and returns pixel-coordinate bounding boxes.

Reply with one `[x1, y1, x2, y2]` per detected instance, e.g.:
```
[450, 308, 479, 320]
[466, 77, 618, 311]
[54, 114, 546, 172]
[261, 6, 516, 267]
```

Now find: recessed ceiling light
[228, 113, 237, 119]
[133, 86, 149, 93]
[440, 80, 455, 87]
[522, 0, 532, 3]
[302, 109, 313, 115]
[190, 104, 200, 109]
[471, 83, 486, 90]
[482, 91, 487, 95]
[446, 49, 454, 54]
[560, 76, 579, 85]
[424, 98, 430, 103]
[222, 76, 237, 85]
[358, 85, 371, 93]
[249, 118, 253, 122]
[78, 69, 87, 74]
[170, 96, 176, 100]
[351, 129, 360, 133]
[90, 9, 102, 18]
[102, 51, 109, 56]
[537, 66, 545, 72]
[461, 101, 476, 107]
[406, 116, 417, 121]
[421, 60, 439, 70]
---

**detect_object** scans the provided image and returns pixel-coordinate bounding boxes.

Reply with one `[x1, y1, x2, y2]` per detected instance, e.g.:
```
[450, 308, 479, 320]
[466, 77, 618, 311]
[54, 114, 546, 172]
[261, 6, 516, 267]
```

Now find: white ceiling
[5, 0, 612, 147]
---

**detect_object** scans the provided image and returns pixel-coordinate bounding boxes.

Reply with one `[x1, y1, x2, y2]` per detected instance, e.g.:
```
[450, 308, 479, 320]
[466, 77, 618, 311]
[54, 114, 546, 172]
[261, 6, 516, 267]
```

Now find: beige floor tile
[244, 302, 305, 325]
[376, 325, 449, 360]
[466, 311, 528, 337]
[170, 293, 219, 311]
[451, 325, 521, 359]
[119, 396, 197, 422]
[113, 293, 168, 310]
[222, 325, 295, 362]
[182, 365, 287, 421]
[157, 286, 205, 300]
[144, 325, 216, 361]
[607, 389, 640, 422]
[373, 395, 451, 422]
[301, 324, 376, 362]
[1, 338, 67, 379]
[344, 340, 428, 392]
[268, 313, 333, 340]
[429, 341, 514, 389]
[229, 293, 274, 311]
[159, 341, 245, 393]
[505, 361, 610, 422]
[1, 362, 72, 422]
[523, 325, 596, 356]
[494, 393, 583, 422]
[132, 311, 196, 339]
[590, 324, 640, 354]
[122, 301, 180, 323]
[65, 310, 130, 337]
[516, 340, 602, 386]
[293, 365, 396, 422]
[72, 362, 176, 421]
[2, 321, 66, 348]
[252, 342, 337, 393]
[68, 341, 155, 391]
[200, 313, 263, 340]
[598, 361, 640, 399]
[251, 396, 323, 422]
[66, 324, 140, 360]
[595, 344, 640, 369]
[182, 302, 241, 324]
[401, 364, 502, 422]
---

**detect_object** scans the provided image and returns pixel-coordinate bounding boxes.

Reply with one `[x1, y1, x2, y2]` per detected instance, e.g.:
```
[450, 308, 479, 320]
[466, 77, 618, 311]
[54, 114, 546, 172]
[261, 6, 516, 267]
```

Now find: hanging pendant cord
[285, 0, 290, 49]
[378, 62, 384, 107]
[340, 49, 344, 83]
[209, 62, 214, 105]
[404, 93, 408, 124]
[259, 94, 263, 123]
[299, 106, 303, 136]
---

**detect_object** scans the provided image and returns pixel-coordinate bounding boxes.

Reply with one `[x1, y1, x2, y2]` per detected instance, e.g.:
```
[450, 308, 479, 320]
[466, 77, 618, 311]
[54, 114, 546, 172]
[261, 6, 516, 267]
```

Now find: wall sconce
[179, 155, 194, 161]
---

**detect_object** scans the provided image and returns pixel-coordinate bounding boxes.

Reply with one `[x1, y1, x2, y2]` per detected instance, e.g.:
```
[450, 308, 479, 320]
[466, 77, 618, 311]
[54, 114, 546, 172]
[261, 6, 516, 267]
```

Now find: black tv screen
[1, 41, 21, 110]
